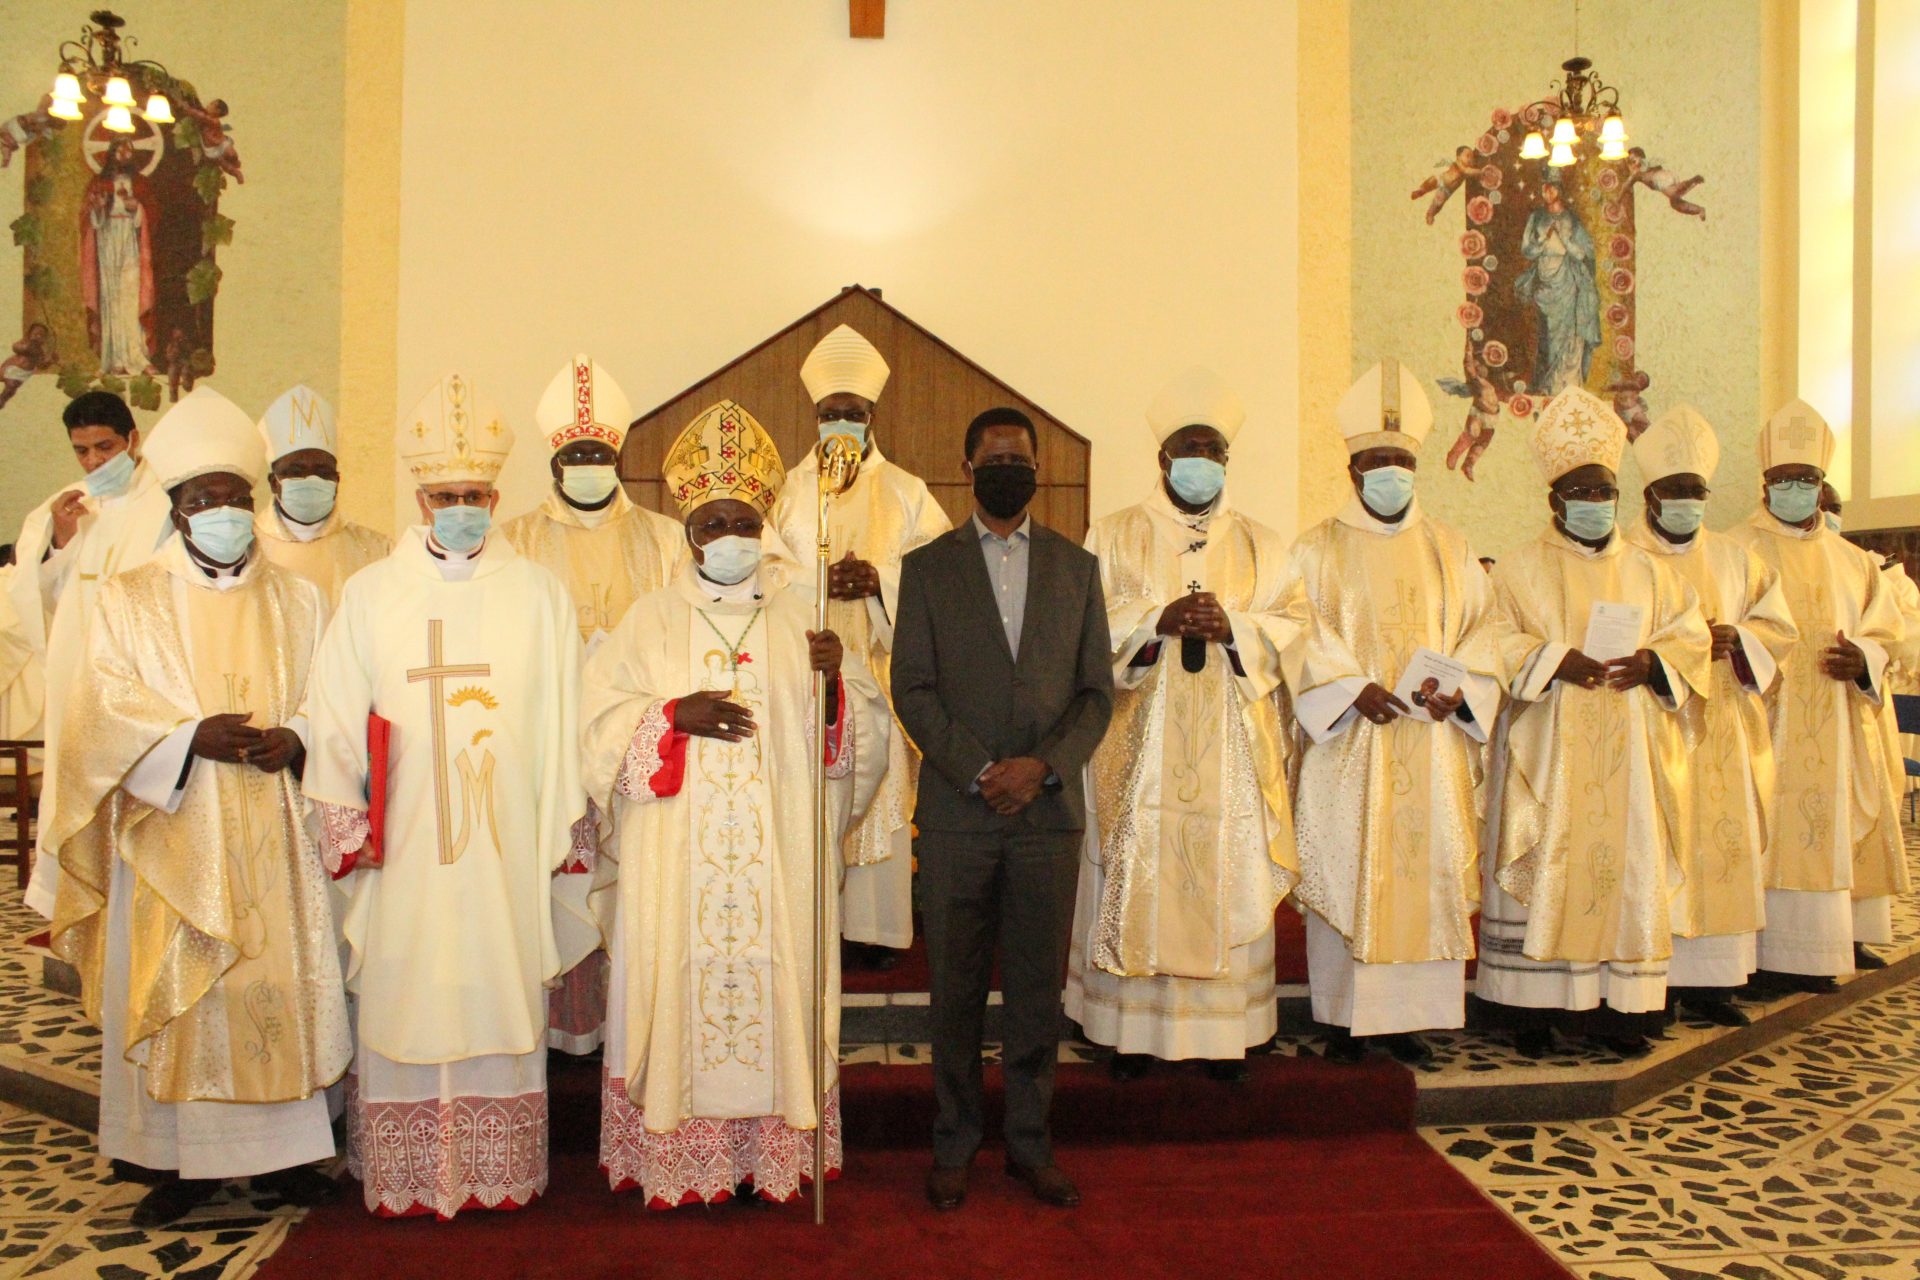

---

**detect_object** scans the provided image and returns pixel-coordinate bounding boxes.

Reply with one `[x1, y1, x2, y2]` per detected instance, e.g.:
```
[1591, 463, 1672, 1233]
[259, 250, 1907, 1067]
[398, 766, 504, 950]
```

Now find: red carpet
[258, 1055, 1571, 1280]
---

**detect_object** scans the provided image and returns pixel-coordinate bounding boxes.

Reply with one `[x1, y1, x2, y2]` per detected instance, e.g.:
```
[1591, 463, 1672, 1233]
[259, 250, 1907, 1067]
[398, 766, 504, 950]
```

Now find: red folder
[366, 713, 392, 867]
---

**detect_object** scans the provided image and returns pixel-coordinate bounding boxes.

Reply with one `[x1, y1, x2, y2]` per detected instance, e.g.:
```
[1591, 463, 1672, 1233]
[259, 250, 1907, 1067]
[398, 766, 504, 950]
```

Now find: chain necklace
[696, 607, 762, 694]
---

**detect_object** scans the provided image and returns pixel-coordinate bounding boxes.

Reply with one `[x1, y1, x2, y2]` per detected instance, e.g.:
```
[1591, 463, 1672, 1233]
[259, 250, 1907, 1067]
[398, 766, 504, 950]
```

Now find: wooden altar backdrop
[622, 286, 1093, 541]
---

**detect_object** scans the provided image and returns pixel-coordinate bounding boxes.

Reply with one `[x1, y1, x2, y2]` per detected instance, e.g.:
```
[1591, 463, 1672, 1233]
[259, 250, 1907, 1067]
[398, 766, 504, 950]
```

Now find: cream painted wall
[391, 0, 1300, 538]
[1348, 0, 1767, 559]
[0, 2, 349, 539]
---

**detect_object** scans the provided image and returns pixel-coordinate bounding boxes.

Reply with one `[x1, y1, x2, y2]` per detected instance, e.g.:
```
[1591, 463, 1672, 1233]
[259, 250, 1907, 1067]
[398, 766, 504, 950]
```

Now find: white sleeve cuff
[1731, 623, 1778, 693]
[1854, 634, 1891, 705]
[1114, 620, 1162, 689]
[1295, 676, 1370, 744]
[124, 721, 197, 813]
[1516, 641, 1568, 703]
[1454, 670, 1499, 743]
[1649, 654, 1683, 711]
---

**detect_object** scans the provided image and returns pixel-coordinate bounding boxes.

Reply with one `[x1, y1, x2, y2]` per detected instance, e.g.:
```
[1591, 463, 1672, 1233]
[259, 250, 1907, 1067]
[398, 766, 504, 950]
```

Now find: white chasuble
[502, 489, 685, 1053]
[772, 444, 952, 949]
[1626, 519, 1797, 984]
[1063, 486, 1299, 1060]
[583, 566, 887, 1205]
[1730, 513, 1909, 973]
[44, 543, 344, 1177]
[17, 465, 175, 918]
[303, 529, 586, 1218]
[1285, 499, 1501, 1035]
[253, 504, 392, 608]
[1477, 527, 1711, 1013]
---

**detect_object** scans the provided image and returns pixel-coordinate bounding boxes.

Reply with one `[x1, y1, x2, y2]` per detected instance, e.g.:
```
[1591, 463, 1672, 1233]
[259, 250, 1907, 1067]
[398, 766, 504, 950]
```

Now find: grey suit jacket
[891, 520, 1114, 834]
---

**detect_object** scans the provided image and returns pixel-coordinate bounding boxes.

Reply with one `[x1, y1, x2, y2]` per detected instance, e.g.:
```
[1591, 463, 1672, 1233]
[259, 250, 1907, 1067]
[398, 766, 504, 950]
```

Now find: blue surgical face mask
[697, 534, 762, 585]
[1560, 498, 1618, 541]
[85, 449, 136, 498]
[186, 506, 254, 564]
[1767, 480, 1821, 525]
[1824, 511, 1843, 534]
[1654, 497, 1707, 538]
[560, 464, 620, 506]
[818, 421, 869, 450]
[1359, 464, 1416, 516]
[277, 476, 337, 525]
[432, 504, 491, 553]
[1166, 457, 1226, 506]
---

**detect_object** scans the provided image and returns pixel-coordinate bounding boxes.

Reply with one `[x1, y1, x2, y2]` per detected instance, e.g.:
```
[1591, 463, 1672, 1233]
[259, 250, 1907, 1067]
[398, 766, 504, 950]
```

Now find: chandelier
[1518, 55, 1628, 168]
[43, 10, 176, 135]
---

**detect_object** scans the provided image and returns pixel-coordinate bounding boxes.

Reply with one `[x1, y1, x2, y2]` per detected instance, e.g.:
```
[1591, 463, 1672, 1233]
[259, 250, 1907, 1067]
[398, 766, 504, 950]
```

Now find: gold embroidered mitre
[1758, 398, 1835, 472]
[1530, 387, 1625, 483]
[399, 372, 513, 485]
[535, 354, 631, 454]
[1633, 404, 1720, 484]
[1338, 358, 1432, 455]
[257, 384, 337, 461]
[663, 400, 785, 516]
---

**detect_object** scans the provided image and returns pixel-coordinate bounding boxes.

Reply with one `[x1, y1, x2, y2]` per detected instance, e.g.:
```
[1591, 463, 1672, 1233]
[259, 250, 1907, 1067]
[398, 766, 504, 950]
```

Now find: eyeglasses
[818, 408, 872, 425]
[421, 489, 491, 509]
[1558, 485, 1619, 503]
[1769, 478, 1819, 494]
[176, 494, 254, 516]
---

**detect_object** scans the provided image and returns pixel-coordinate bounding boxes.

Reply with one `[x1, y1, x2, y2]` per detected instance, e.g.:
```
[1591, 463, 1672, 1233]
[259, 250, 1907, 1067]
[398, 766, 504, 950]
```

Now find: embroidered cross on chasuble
[407, 618, 499, 864]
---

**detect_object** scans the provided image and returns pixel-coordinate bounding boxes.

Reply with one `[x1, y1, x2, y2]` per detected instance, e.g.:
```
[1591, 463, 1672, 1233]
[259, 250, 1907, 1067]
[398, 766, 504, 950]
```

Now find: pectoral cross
[408, 619, 490, 863]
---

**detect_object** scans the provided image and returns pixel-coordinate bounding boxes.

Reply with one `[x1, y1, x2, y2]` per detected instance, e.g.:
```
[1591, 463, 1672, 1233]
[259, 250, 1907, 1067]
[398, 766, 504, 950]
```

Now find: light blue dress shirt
[972, 512, 1031, 655]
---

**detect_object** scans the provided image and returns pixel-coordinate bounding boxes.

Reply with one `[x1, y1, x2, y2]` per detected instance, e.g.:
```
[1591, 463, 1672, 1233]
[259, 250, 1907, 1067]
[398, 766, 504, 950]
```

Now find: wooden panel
[849, 0, 885, 38]
[624, 288, 1091, 542]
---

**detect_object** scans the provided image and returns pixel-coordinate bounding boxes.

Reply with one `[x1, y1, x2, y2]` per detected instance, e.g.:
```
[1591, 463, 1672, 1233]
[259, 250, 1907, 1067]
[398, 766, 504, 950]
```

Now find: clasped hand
[1708, 621, 1740, 662]
[827, 552, 881, 601]
[1354, 681, 1463, 726]
[1554, 648, 1654, 692]
[1155, 592, 1231, 644]
[191, 713, 303, 773]
[980, 757, 1050, 816]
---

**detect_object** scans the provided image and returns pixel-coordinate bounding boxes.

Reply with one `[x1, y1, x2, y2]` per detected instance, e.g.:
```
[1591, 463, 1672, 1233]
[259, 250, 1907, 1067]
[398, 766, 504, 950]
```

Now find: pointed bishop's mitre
[257, 384, 337, 462]
[534, 354, 632, 455]
[145, 386, 267, 488]
[398, 372, 514, 485]
[662, 400, 786, 517]
[800, 324, 890, 404]
[1145, 367, 1246, 446]
[1758, 398, 1835, 472]
[1633, 404, 1720, 484]
[1530, 387, 1626, 483]
[1337, 359, 1432, 455]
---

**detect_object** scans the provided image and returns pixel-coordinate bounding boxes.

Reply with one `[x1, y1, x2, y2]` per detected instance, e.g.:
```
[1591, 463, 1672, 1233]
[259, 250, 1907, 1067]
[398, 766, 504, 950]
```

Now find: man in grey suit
[891, 407, 1114, 1212]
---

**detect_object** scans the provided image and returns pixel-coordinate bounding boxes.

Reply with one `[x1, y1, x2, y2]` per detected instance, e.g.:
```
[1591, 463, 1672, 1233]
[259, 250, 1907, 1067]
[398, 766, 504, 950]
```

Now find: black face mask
[971, 463, 1036, 520]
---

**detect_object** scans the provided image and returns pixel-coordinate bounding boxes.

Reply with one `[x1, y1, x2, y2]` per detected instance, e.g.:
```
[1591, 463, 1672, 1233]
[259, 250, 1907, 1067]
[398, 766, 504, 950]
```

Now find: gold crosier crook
[812, 431, 862, 1224]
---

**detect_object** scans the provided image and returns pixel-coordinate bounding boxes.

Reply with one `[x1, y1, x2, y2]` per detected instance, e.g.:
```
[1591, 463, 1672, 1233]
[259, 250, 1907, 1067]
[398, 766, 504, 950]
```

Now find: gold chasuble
[1730, 512, 1909, 902]
[1082, 488, 1300, 982]
[45, 544, 348, 1104]
[254, 505, 392, 607]
[501, 490, 685, 651]
[1287, 499, 1502, 965]
[1625, 520, 1797, 938]
[1489, 529, 1711, 965]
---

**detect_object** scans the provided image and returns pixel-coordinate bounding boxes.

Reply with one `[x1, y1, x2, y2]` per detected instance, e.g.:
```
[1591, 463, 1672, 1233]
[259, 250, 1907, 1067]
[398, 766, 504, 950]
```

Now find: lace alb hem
[599, 1071, 842, 1208]
[344, 1073, 548, 1219]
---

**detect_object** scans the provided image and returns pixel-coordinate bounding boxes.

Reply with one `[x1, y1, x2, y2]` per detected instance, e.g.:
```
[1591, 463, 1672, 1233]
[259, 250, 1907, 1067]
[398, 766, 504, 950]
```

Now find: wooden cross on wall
[850, 0, 885, 38]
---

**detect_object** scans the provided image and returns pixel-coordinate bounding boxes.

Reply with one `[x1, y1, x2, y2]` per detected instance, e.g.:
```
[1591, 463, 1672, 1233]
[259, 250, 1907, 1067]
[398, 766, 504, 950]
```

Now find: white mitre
[800, 324, 891, 404]
[1338, 359, 1432, 455]
[1145, 366, 1245, 445]
[145, 386, 267, 488]
[1530, 388, 1626, 484]
[1758, 398, 1836, 472]
[398, 372, 513, 486]
[535, 354, 632, 455]
[1634, 404, 1720, 483]
[257, 384, 337, 462]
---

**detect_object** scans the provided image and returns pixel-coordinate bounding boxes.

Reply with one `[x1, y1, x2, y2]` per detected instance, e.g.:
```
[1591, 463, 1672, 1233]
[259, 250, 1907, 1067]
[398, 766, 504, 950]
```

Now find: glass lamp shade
[103, 76, 136, 108]
[1549, 116, 1578, 146]
[143, 94, 174, 123]
[1599, 138, 1628, 161]
[48, 96, 84, 121]
[1548, 141, 1577, 167]
[51, 72, 85, 103]
[1599, 112, 1627, 144]
[1520, 130, 1549, 159]
[102, 104, 135, 134]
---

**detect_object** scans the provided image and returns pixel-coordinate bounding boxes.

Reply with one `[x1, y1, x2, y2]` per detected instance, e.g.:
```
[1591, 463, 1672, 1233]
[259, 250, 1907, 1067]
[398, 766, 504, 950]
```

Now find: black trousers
[917, 827, 1081, 1170]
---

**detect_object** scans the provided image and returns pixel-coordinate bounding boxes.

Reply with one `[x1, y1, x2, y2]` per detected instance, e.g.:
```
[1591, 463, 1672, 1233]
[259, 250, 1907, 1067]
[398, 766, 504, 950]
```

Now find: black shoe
[110, 1159, 167, 1186]
[1513, 1027, 1555, 1060]
[925, 1165, 968, 1212]
[130, 1177, 221, 1228]
[1379, 1033, 1435, 1067]
[1855, 943, 1888, 971]
[1747, 969, 1838, 997]
[1685, 997, 1751, 1027]
[1323, 1031, 1366, 1065]
[1589, 1033, 1652, 1059]
[251, 1165, 340, 1207]
[1203, 1058, 1250, 1083]
[1107, 1052, 1152, 1082]
[842, 940, 899, 972]
[1005, 1161, 1079, 1208]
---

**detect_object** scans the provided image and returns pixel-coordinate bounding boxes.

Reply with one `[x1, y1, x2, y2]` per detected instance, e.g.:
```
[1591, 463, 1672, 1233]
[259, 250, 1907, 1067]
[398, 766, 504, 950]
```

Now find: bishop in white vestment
[1477, 389, 1711, 1058]
[304, 373, 590, 1218]
[1624, 407, 1797, 1019]
[772, 324, 951, 959]
[1729, 401, 1909, 988]
[252, 384, 392, 607]
[1287, 363, 1502, 1063]
[42, 389, 348, 1226]
[585, 401, 887, 1207]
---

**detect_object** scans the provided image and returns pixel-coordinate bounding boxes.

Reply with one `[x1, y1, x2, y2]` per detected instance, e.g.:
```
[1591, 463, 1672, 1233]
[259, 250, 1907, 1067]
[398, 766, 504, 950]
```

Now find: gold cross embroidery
[407, 619, 491, 864]
[1381, 358, 1402, 433]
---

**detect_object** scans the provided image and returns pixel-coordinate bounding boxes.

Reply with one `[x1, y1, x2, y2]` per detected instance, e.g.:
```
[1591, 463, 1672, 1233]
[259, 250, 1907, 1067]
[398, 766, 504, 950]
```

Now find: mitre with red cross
[534, 354, 632, 455]
[662, 399, 786, 517]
